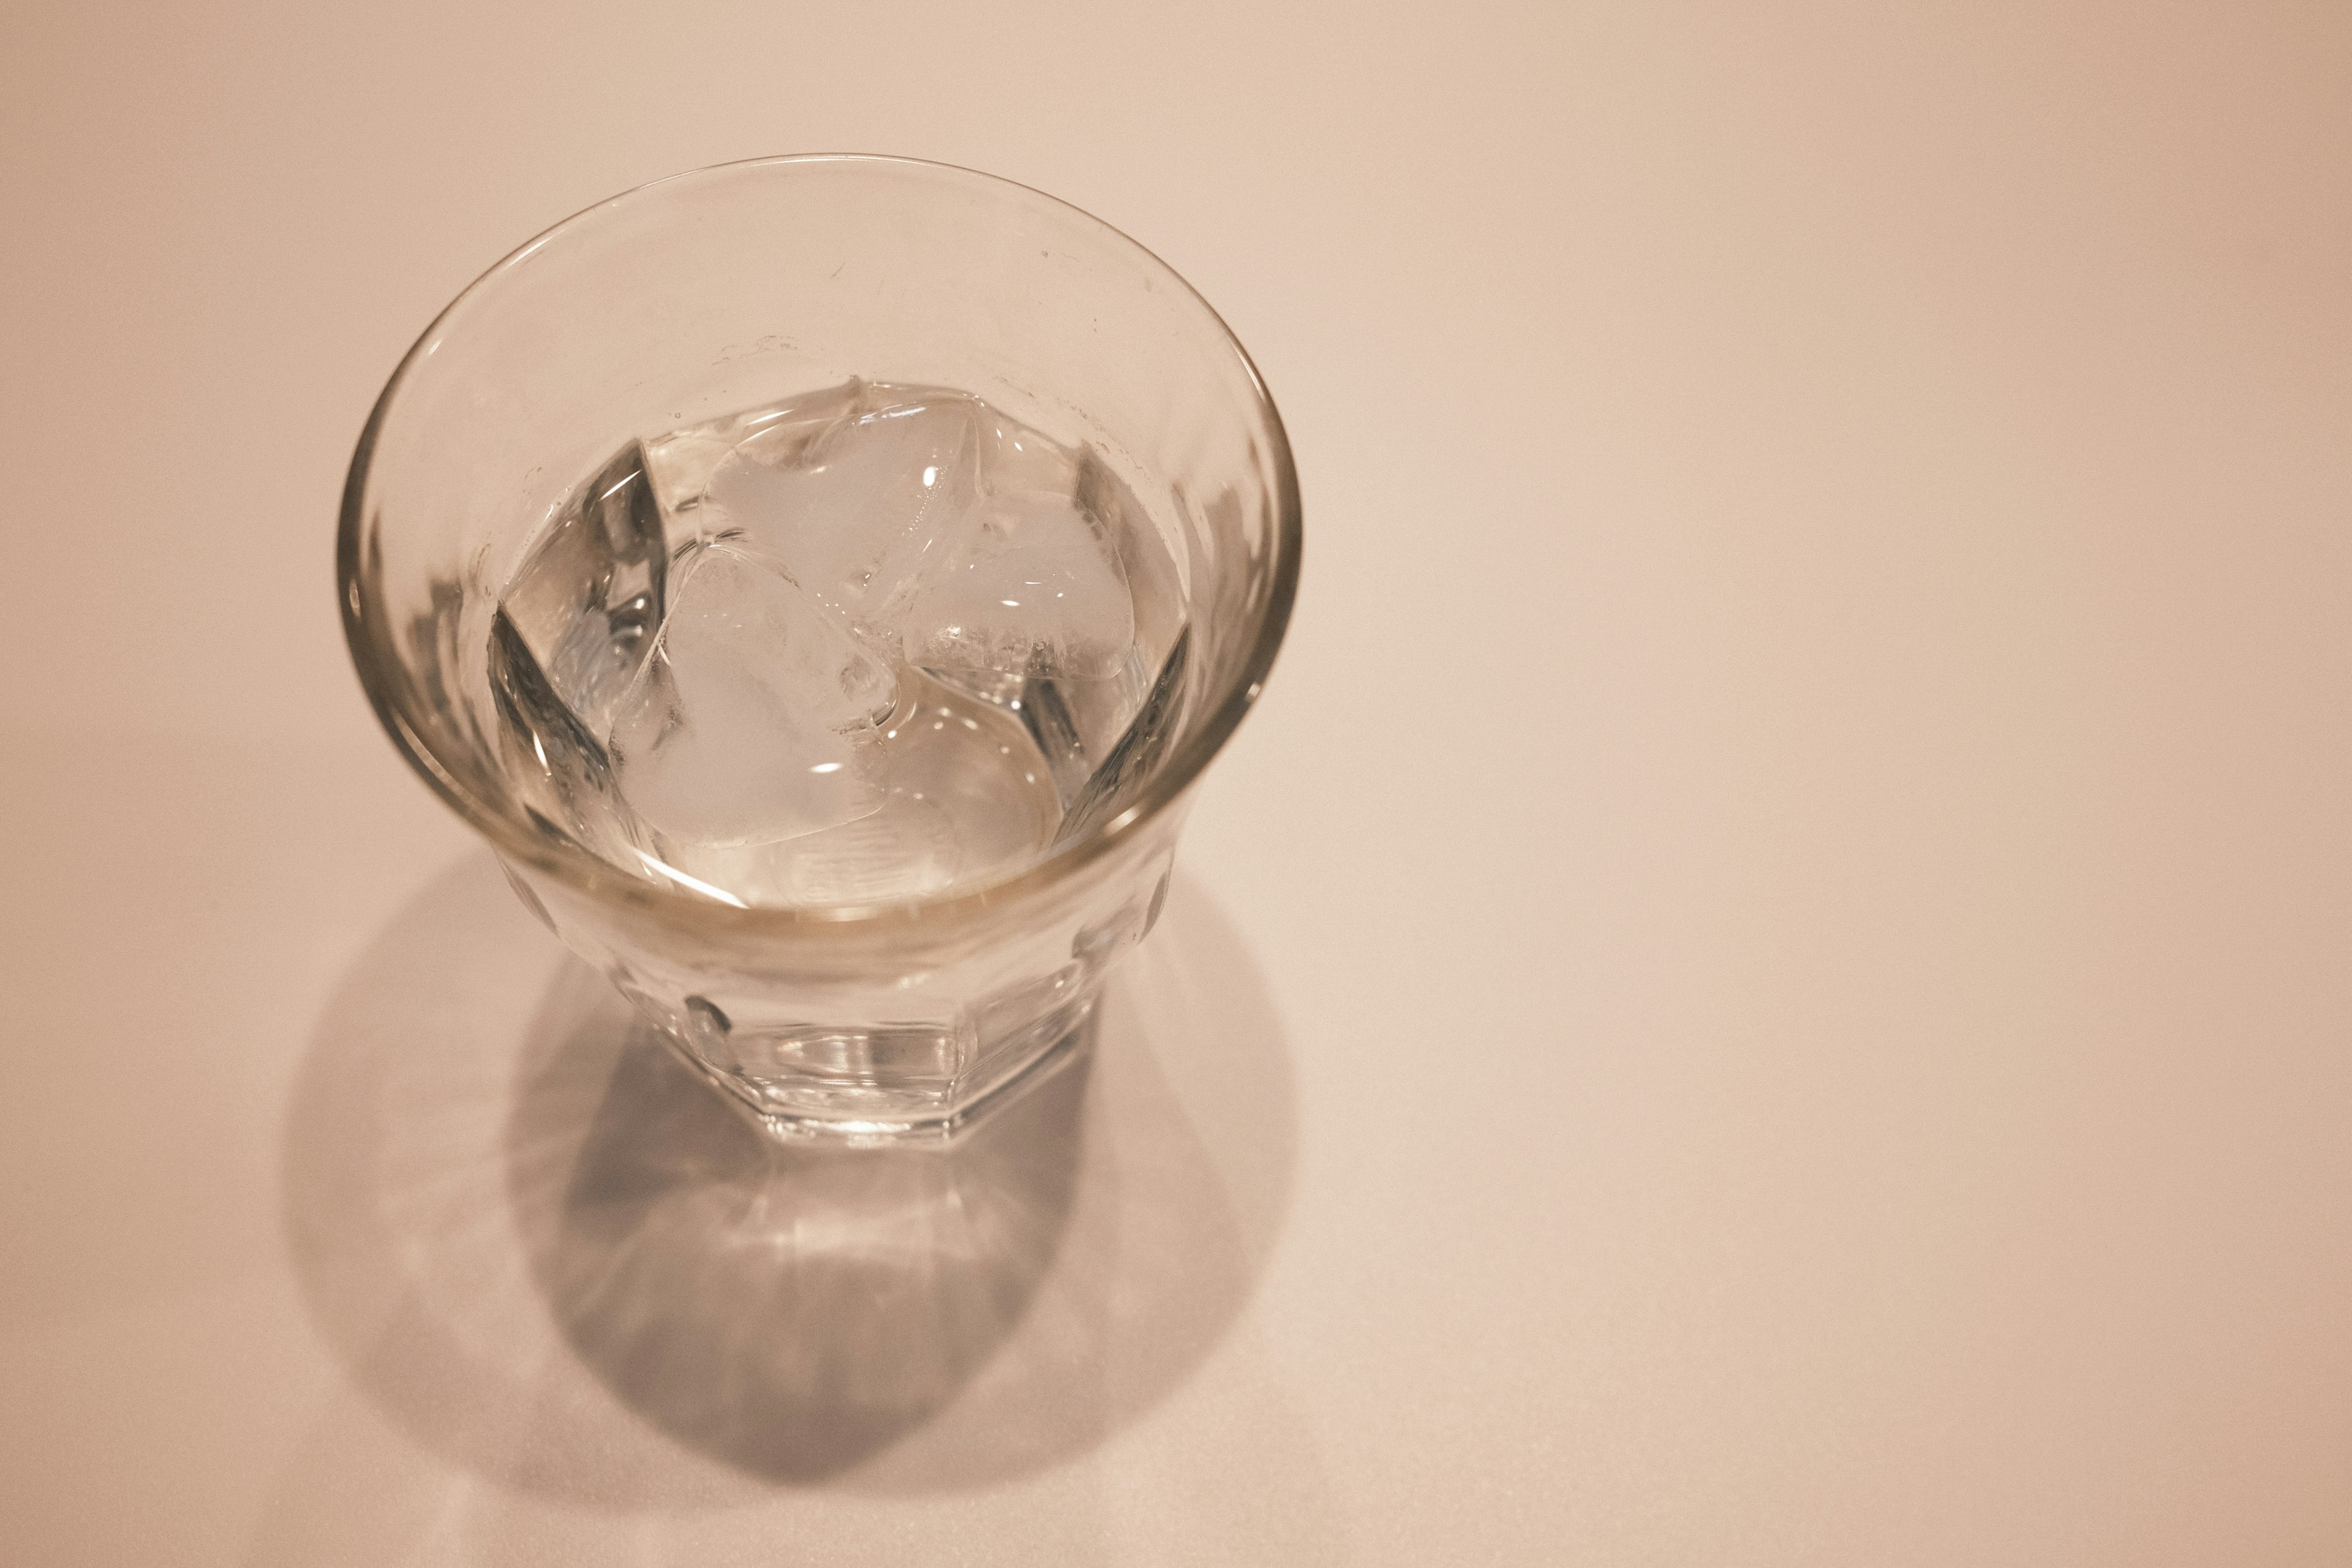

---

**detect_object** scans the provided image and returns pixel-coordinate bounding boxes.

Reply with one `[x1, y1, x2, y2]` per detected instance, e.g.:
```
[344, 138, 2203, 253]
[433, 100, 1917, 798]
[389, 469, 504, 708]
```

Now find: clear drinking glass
[339, 156, 1299, 1142]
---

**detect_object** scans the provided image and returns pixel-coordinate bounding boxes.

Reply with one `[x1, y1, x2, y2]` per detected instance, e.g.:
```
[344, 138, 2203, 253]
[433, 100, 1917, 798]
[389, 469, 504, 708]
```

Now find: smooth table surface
[5, 3, 2351, 1562]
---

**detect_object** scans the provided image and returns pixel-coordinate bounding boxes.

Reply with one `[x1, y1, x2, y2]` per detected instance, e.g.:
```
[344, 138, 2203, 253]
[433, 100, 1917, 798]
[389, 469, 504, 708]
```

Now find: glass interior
[342, 156, 1298, 932]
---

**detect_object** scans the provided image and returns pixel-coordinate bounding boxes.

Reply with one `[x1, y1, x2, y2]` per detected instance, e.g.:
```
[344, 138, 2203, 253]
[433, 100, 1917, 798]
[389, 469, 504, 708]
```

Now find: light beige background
[4, 2, 2350, 1563]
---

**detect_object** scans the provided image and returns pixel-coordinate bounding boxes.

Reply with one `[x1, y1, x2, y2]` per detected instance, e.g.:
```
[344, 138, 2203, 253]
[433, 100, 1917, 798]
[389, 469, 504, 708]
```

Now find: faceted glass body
[340, 157, 1299, 1140]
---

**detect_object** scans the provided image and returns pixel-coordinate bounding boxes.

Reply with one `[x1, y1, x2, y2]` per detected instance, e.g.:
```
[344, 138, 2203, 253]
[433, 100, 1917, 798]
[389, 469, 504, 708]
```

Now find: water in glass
[488, 380, 1189, 910]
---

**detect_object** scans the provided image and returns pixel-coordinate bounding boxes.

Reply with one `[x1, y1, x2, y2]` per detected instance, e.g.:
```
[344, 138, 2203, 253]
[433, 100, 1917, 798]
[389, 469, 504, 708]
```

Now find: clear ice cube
[998, 453, 1182, 805]
[1055, 624, 1191, 845]
[649, 668, 1064, 907]
[756, 794, 963, 905]
[487, 606, 639, 861]
[971, 405, 1080, 496]
[608, 541, 896, 849]
[702, 388, 981, 634]
[640, 382, 866, 526]
[897, 490, 1136, 680]
[499, 443, 669, 739]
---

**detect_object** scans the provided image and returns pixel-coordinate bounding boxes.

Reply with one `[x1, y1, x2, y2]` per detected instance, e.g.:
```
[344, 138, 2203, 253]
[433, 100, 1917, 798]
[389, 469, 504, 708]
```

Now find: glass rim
[338, 153, 1301, 935]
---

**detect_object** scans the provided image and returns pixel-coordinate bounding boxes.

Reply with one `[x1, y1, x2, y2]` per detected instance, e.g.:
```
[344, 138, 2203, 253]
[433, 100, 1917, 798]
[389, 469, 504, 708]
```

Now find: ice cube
[971, 406, 1080, 496]
[1079, 449, 1185, 676]
[1002, 451, 1188, 802]
[702, 389, 981, 633]
[897, 490, 1136, 680]
[499, 443, 670, 739]
[608, 541, 896, 849]
[1056, 624, 1190, 845]
[487, 605, 641, 862]
[647, 666, 1065, 907]
[640, 381, 866, 524]
[642, 790, 959, 907]
[1008, 673, 1093, 805]
[759, 793, 963, 905]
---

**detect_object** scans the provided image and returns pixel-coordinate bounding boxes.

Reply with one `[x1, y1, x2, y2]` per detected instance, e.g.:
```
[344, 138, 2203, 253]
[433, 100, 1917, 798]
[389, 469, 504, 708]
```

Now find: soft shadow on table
[276, 851, 1295, 1516]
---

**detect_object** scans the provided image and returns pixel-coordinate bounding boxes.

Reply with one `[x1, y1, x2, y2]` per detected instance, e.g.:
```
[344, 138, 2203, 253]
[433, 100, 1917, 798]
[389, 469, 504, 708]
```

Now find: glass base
[650, 999, 1099, 1147]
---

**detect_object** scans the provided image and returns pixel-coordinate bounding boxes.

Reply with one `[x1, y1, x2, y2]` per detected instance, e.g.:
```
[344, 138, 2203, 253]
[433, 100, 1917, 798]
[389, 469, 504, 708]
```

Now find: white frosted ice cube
[608, 541, 895, 849]
[702, 391, 980, 632]
[897, 490, 1136, 680]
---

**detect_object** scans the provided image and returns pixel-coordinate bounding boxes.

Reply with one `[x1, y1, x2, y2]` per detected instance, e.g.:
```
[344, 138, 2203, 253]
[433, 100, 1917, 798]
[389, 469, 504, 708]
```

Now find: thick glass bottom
[650, 998, 1100, 1147]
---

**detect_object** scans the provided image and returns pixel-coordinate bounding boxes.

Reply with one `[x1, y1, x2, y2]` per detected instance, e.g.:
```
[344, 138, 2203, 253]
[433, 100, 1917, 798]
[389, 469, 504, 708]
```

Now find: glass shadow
[279, 851, 1295, 1507]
